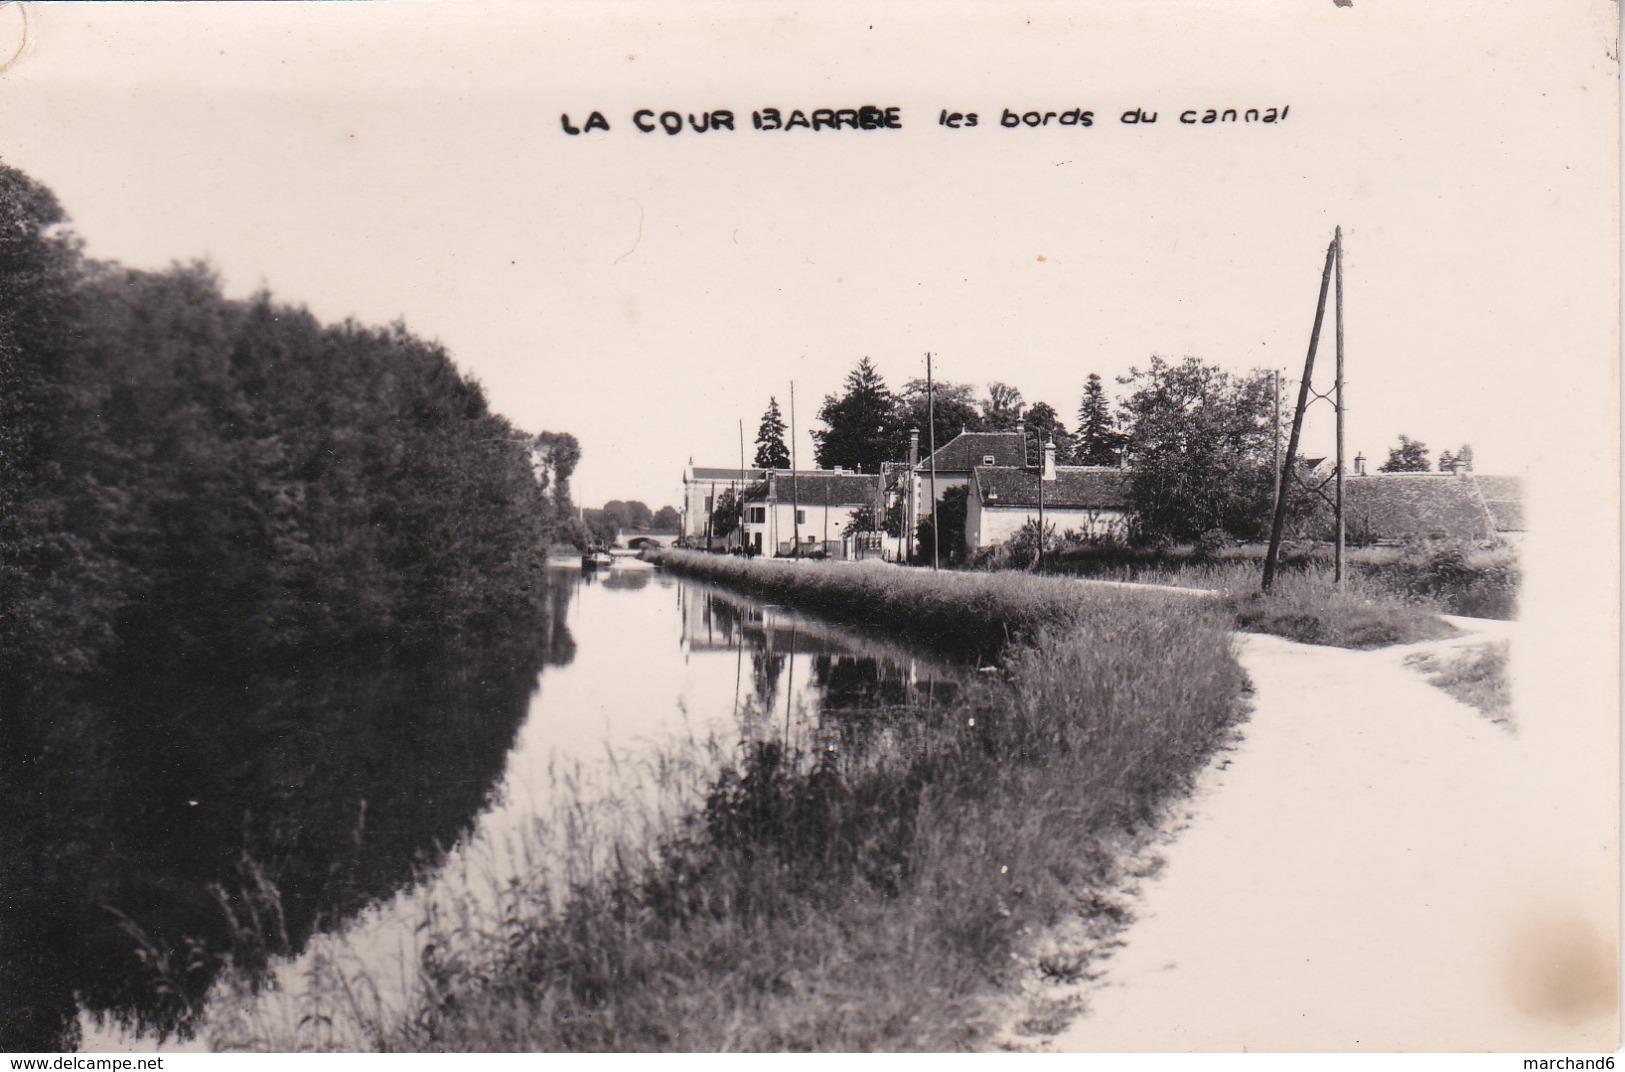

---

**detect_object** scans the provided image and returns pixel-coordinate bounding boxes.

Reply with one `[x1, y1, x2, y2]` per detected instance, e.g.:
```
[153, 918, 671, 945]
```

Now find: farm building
[1333, 472, 1523, 544]
[965, 450, 1132, 551]
[1472, 474, 1525, 542]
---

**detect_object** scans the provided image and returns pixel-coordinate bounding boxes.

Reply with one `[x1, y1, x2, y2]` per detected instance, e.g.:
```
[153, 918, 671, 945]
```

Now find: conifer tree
[1075, 373, 1124, 466]
[812, 358, 896, 473]
[753, 397, 791, 469]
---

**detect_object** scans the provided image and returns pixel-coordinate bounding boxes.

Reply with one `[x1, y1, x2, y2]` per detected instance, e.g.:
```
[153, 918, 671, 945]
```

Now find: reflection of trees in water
[599, 567, 652, 591]
[810, 653, 959, 713]
[0, 578, 577, 1051]
[751, 651, 786, 710]
[543, 567, 578, 667]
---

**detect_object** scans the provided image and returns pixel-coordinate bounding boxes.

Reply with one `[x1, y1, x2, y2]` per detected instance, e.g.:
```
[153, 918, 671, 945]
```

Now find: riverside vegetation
[0, 163, 579, 1050]
[216, 551, 1248, 1051]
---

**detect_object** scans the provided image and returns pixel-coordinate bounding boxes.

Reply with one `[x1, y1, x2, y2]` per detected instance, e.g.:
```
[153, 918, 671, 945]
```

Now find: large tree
[982, 381, 1025, 431]
[889, 377, 983, 461]
[812, 357, 896, 473]
[753, 397, 790, 469]
[1021, 401, 1072, 465]
[1378, 435, 1432, 473]
[1075, 373, 1124, 466]
[530, 431, 580, 517]
[600, 499, 654, 531]
[1117, 356, 1278, 542]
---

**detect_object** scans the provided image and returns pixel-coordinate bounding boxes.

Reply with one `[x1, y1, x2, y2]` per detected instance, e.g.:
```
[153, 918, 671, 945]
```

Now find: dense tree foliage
[914, 485, 969, 564]
[1438, 443, 1472, 474]
[811, 358, 896, 473]
[889, 377, 983, 461]
[1021, 400, 1071, 464]
[754, 397, 790, 469]
[1117, 356, 1279, 542]
[0, 161, 581, 689]
[981, 381, 1025, 431]
[709, 488, 742, 538]
[1379, 435, 1432, 473]
[0, 162, 587, 1049]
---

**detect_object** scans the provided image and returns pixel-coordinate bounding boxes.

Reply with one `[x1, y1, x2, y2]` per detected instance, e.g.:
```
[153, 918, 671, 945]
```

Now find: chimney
[908, 427, 919, 467]
[1015, 417, 1025, 437]
[1354, 452, 1367, 477]
[1042, 438, 1057, 481]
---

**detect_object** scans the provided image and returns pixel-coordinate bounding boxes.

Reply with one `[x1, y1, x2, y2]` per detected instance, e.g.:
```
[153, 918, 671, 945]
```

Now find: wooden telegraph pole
[927, 352, 939, 571]
[1262, 229, 1342, 592]
[790, 379, 800, 557]
[1334, 229, 1346, 585]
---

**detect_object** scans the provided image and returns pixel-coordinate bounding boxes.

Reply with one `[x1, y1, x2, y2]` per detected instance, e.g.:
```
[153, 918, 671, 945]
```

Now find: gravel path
[1044, 622, 1617, 1052]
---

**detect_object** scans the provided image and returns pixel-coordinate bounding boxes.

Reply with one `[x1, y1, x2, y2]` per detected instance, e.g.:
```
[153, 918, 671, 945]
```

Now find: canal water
[66, 563, 961, 1051]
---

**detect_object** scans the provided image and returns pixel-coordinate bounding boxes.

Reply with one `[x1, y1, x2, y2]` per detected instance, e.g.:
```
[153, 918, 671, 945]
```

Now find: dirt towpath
[1045, 623, 1617, 1052]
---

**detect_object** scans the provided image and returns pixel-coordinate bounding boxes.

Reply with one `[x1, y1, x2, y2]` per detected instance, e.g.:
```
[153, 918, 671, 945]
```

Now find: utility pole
[790, 379, 800, 557]
[737, 418, 746, 553]
[927, 352, 939, 571]
[1334, 227, 1346, 585]
[1271, 369, 1282, 508]
[1262, 230, 1340, 592]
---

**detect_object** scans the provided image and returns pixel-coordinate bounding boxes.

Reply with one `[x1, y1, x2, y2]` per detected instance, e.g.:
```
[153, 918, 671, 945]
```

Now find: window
[748, 507, 766, 524]
[983, 455, 996, 465]
[704, 495, 713, 513]
[796, 509, 806, 524]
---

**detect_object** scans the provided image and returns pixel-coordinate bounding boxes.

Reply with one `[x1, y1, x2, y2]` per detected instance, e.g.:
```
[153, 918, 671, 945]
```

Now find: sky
[0, 0, 1615, 512]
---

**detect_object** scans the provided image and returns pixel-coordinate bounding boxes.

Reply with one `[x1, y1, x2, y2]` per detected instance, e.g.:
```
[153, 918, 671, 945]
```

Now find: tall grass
[652, 551, 1206, 663]
[1227, 568, 1456, 649]
[223, 552, 1249, 1051]
[1021, 539, 1519, 620]
[1406, 642, 1513, 729]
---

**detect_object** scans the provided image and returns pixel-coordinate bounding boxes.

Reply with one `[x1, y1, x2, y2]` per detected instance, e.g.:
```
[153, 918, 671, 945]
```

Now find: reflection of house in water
[676, 581, 960, 731]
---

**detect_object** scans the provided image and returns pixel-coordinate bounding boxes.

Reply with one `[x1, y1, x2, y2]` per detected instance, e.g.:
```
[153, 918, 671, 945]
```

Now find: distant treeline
[0, 162, 577, 693]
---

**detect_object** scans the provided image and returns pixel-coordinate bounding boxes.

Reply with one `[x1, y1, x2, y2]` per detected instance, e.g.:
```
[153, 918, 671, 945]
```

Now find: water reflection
[1, 571, 577, 1052]
[24, 565, 958, 1052]
[676, 581, 960, 737]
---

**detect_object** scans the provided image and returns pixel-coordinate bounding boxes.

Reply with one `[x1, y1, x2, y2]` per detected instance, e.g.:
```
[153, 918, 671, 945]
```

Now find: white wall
[743, 500, 871, 555]
[970, 504, 1129, 549]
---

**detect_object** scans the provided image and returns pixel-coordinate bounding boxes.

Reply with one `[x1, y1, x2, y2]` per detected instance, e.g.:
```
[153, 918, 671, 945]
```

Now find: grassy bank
[649, 550, 1210, 664]
[226, 552, 1249, 1051]
[965, 543, 1459, 649]
[1007, 539, 1519, 620]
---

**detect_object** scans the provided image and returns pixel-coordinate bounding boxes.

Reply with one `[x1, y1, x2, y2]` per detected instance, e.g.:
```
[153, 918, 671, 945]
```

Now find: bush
[1230, 568, 1454, 649]
[1367, 539, 1519, 619]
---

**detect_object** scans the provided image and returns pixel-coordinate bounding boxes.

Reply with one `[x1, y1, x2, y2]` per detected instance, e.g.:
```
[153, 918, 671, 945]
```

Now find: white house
[965, 444, 1132, 550]
[740, 470, 883, 558]
[904, 427, 1028, 558]
[681, 464, 766, 549]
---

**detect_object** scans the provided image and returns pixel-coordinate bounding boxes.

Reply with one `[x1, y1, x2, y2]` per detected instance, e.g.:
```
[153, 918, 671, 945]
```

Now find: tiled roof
[1472, 475, 1525, 532]
[973, 466, 1131, 510]
[690, 466, 767, 482]
[743, 471, 882, 507]
[1342, 474, 1496, 541]
[916, 432, 1027, 472]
